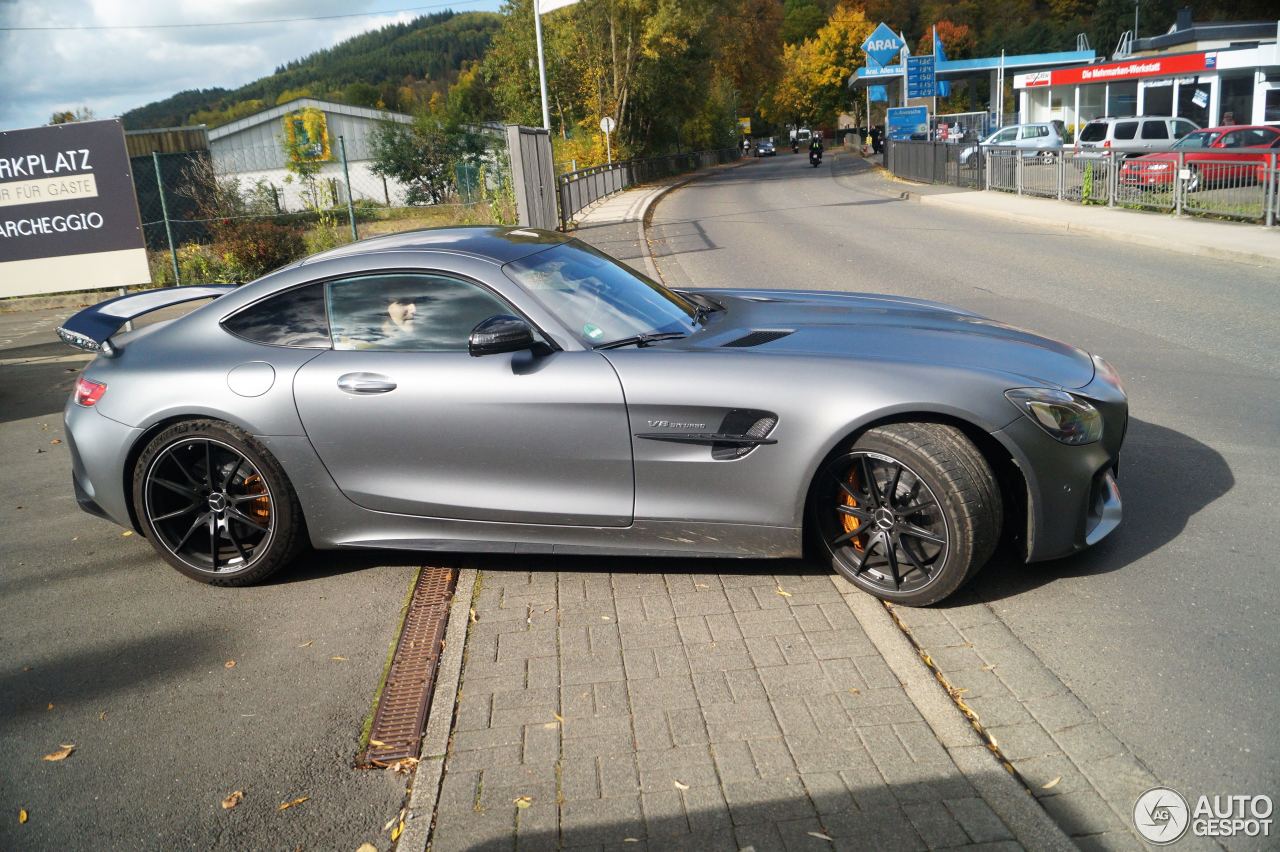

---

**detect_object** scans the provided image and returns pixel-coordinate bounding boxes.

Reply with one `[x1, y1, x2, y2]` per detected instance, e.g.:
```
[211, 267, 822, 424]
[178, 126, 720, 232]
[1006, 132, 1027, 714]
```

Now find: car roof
[297, 225, 572, 267]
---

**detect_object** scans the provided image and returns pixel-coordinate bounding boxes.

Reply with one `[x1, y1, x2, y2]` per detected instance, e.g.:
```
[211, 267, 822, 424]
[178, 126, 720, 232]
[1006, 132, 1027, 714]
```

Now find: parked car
[754, 138, 776, 157]
[56, 226, 1125, 606]
[959, 121, 1065, 166]
[1120, 125, 1280, 191]
[1075, 115, 1199, 159]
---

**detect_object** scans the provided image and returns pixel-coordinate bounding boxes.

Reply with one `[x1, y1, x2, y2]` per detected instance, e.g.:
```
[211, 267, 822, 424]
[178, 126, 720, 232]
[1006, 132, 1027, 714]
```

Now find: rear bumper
[64, 399, 143, 531]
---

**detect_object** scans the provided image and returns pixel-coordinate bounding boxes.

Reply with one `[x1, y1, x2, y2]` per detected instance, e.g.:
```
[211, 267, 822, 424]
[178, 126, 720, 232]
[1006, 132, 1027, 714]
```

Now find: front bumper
[991, 373, 1128, 562]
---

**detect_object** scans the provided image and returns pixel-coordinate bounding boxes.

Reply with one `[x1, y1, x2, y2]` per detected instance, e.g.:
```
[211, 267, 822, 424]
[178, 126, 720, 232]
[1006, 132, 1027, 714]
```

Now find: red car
[1119, 125, 1280, 191]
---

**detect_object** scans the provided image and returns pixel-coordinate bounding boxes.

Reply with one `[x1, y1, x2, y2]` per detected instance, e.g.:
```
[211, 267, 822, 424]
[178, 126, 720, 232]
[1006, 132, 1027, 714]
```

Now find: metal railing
[557, 148, 740, 229]
[885, 140, 985, 189]
[888, 139, 1278, 227]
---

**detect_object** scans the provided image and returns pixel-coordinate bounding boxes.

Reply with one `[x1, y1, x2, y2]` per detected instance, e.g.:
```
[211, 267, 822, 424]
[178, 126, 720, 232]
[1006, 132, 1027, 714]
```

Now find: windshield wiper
[595, 331, 688, 350]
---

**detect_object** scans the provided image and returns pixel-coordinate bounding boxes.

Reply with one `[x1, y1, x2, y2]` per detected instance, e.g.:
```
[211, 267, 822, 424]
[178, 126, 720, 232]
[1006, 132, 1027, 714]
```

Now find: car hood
[682, 289, 1096, 389]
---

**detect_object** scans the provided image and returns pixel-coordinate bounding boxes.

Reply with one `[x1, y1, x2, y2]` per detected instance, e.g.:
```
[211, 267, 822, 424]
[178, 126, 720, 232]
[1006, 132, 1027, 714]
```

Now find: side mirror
[469, 315, 535, 357]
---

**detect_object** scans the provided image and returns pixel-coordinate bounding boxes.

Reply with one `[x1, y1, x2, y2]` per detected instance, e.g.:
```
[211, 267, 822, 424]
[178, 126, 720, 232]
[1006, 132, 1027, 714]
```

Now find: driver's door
[293, 271, 634, 526]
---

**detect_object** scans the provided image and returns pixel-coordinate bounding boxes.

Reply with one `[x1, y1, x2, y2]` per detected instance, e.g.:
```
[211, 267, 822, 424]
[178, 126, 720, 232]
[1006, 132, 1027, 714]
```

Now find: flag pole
[534, 0, 551, 130]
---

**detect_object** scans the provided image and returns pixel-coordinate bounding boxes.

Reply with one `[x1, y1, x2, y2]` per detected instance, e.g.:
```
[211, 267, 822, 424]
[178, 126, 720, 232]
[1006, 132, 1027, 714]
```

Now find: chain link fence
[889, 139, 1279, 226]
[135, 130, 515, 287]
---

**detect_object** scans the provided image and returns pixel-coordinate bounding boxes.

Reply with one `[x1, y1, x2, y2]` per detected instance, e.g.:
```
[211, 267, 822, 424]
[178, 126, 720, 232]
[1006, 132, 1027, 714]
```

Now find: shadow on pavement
[965, 416, 1233, 603]
[0, 341, 86, 424]
[0, 626, 221, 729]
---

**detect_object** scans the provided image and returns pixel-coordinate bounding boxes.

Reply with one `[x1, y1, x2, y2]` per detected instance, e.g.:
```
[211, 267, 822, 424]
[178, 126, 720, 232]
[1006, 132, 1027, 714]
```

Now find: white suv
[1075, 116, 1199, 158]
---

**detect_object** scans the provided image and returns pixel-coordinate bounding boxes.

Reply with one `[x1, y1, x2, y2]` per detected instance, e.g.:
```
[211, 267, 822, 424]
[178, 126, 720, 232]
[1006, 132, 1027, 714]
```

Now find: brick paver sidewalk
[428, 561, 1020, 851]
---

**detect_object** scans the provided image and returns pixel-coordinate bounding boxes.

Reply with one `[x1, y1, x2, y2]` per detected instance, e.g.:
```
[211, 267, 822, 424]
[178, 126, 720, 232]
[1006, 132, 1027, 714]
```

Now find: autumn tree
[764, 3, 874, 129]
[49, 107, 95, 124]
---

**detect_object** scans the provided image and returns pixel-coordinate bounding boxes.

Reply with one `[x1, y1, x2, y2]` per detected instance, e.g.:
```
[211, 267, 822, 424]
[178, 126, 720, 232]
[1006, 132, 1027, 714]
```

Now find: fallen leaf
[390, 819, 405, 841]
[42, 744, 75, 762]
[775, 585, 792, 597]
[297, 640, 314, 648]
[224, 660, 236, 669]
[513, 795, 533, 809]
[623, 839, 640, 843]
[98, 711, 108, 721]
[1042, 776, 1062, 790]
[356, 844, 378, 852]
[369, 739, 387, 748]
[382, 814, 400, 831]
[807, 831, 834, 841]
[387, 758, 418, 775]
[46, 703, 54, 711]
[694, 583, 709, 589]
[19, 809, 28, 824]
[553, 713, 564, 724]
[277, 796, 309, 811]
[981, 664, 997, 671]
[330, 656, 347, 662]
[469, 607, 478, 624]
[121, 530, 133, 537]
[673, 780, 689, 791]
[600, 615, 611, 621]
[542, 722, 557, 730]
[221, 790, 244, 810]
[50, 438, 62, 445]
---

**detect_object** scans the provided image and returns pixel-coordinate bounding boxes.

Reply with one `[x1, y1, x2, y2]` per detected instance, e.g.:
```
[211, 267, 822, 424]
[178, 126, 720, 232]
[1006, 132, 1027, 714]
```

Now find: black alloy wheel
[133, 420, 304, 585]
[811, 423, 1001, 606]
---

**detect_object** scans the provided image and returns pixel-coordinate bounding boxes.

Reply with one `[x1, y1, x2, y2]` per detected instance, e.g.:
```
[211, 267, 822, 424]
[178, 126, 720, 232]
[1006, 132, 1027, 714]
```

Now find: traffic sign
[861, 23, 904, 68]
[906, 55, 937, 98]
[600, 116, 616, 134]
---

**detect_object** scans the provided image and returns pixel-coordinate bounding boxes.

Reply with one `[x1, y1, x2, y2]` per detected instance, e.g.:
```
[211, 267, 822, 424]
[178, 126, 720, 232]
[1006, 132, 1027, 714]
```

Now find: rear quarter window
[222, 283, 331, 348]
[1079, 123, 1108, 142]
[1140, 121, 1169, 139]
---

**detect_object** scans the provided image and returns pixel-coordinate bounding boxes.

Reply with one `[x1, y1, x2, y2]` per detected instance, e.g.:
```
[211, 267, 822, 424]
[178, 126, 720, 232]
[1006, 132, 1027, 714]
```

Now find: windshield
[1174, 130, 1217, 149]
[503, 241, 697, 346]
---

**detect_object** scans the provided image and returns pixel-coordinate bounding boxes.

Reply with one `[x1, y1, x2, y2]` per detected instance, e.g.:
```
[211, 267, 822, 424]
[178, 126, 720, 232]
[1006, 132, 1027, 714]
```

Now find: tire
[809, 422, 1002, 606]
[132, 419, 305, 586]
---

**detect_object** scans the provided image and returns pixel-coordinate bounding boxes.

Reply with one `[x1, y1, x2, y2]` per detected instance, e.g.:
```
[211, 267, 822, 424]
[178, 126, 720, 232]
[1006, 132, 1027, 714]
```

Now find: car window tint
[1242, 129, 1277, 146]
[222, 283, 331, 348]
[327, 273, 515, 352]
[1140, 121, 1168, 139]
[1220, 132, 1243, 148]
[1079, 123, 1108, 142]
[1114, 121, 1139, 140]
[1174, 120, 1198, 137]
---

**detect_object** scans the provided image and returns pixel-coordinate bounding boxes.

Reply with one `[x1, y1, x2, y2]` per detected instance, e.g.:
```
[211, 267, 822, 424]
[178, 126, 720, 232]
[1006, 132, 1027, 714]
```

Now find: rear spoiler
[56, 285, 235, 355]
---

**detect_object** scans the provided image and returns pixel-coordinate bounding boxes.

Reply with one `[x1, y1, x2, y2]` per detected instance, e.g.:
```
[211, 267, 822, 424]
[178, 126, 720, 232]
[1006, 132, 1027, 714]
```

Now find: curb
[635, 168, 1077, 852]
[839, 587, 1077, 851]
[399, 566, 477, 852]
[904, 189, 1280, 269]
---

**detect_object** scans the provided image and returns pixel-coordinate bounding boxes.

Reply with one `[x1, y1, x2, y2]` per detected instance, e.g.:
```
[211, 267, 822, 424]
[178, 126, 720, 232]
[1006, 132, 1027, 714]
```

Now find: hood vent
[723, 329, 793, 348]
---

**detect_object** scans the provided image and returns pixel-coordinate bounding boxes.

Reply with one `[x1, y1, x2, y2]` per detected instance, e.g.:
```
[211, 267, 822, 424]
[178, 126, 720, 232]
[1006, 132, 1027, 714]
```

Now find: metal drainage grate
[360, 565, 457, 767]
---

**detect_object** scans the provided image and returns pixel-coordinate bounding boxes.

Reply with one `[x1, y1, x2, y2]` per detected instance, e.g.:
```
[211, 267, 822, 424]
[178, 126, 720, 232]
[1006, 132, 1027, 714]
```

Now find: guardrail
[557, 148, 740, 229]
[888, 139, 1278, 227]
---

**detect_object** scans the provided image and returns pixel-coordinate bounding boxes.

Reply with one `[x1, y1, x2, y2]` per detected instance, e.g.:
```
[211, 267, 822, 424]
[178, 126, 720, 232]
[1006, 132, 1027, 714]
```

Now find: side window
[1219, 131, 1243, 148]
[1242, 129, 1277, 147]
[1174, 119, 1198, 138]
[1019, 126, 1048, 139]
[994, 128, 1017, 143]
[1114, 121, 1139, 140]
[327, 273, 515, 352]
[1140, 121, 1169, 139]
[222, 283, 331, 348]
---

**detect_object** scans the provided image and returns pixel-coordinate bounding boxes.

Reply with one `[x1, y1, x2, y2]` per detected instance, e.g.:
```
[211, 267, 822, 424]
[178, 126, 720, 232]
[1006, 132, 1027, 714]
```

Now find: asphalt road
[0, 308, 418, 850]
[648, 154, 1280, 803]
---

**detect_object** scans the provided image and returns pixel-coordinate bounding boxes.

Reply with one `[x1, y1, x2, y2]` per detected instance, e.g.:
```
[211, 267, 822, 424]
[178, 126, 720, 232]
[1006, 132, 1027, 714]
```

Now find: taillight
[1103, 140, 1111, 148]
[75, 377, 107, 407]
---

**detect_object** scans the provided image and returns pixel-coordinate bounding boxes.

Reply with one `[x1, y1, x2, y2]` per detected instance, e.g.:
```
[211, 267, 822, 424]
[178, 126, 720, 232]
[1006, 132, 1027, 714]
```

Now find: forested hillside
[121, 10, 500, 130]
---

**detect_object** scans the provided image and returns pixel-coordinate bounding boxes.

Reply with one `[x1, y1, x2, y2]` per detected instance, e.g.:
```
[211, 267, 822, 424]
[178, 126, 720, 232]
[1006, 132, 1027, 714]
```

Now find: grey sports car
[59, 226, 1126, 605]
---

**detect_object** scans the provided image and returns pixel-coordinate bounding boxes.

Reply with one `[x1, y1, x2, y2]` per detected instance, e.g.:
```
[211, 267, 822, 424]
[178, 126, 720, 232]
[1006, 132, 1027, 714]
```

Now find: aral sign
[862, 23, 904, 68]
[0, 120, 148, 299]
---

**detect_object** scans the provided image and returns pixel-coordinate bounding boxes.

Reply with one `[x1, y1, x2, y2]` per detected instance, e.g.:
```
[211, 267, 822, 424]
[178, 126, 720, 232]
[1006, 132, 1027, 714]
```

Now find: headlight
[1005, 388, 1103, 445]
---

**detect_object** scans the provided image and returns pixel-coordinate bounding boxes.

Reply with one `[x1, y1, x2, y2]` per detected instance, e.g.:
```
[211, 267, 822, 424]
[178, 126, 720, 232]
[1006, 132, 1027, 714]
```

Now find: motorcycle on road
[809, 148, 822, 167]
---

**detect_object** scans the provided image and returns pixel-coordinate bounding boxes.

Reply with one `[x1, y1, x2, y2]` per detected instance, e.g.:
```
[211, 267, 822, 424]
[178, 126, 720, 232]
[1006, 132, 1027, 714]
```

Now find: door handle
[337, 372, 397, 394]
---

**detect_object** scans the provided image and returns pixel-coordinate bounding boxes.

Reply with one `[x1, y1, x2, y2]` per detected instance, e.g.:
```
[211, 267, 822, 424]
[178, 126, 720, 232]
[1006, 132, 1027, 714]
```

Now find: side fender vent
[713, 409, 779, 460]
[723, 329, 793, 348]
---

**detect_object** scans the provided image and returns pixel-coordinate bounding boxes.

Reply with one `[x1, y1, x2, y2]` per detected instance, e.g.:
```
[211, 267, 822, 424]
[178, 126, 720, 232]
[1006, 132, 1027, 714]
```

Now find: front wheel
[810, 423, 1002, 606]
[132, 419, 306, 586]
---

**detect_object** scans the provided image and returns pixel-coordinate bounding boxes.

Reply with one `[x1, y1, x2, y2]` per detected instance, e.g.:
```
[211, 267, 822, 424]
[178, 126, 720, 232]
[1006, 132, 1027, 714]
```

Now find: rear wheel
[132, 420, 305, 586]
[810, 423, 1001, 606]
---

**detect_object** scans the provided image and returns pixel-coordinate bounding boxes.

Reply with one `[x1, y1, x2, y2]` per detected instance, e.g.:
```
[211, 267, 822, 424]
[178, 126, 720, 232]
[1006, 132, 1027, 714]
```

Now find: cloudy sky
[0, 0, 504, 131]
